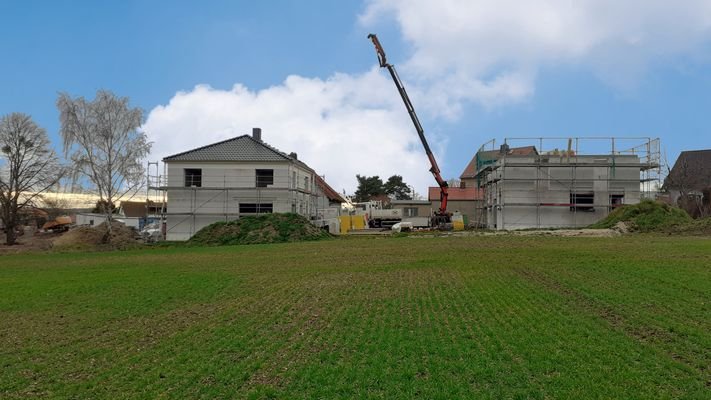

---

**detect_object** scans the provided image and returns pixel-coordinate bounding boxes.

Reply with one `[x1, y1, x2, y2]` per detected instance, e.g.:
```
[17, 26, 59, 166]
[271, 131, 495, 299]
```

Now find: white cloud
[144, 69, 440, 195]
[361, 0, 711, 111]
[145, 1, 711, 196]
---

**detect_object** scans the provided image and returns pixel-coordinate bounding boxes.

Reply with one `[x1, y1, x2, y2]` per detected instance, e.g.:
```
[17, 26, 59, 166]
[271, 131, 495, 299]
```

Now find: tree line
[353, 174, 414, 203]
[0, 90, 151, 245]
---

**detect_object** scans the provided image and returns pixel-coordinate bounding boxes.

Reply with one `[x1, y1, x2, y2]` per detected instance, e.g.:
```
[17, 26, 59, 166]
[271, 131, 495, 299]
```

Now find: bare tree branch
[0, 113, 65, 245]
[57, 90, 152, 240]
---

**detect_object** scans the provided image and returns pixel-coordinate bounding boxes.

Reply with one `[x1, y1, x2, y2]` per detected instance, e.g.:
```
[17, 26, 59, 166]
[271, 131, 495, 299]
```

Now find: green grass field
[1, 235, 710, 399]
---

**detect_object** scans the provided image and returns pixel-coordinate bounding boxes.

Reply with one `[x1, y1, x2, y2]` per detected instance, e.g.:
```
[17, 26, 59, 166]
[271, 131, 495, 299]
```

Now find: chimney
[252, 127, 262, 142]
[289, 152, 298, 160]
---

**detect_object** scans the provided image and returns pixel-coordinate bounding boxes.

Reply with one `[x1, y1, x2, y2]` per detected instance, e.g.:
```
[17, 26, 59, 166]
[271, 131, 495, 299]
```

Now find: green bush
[189, 213, 331, 246]
[589, 200, 692, 232]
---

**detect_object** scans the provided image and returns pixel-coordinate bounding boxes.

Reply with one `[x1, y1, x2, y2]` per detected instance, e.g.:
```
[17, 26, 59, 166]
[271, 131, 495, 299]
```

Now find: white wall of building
[75, 213, 141, 229]
[164, 161, 322, 240]
[483, 155, 642, 229]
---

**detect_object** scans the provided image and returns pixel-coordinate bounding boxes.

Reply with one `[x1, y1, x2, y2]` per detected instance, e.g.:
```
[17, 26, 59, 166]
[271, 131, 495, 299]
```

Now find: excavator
[367, 33, 451, 227]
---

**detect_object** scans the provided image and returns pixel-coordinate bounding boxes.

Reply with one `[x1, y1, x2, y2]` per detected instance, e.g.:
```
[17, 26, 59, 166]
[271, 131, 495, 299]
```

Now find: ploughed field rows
[1, 236, 709, 399]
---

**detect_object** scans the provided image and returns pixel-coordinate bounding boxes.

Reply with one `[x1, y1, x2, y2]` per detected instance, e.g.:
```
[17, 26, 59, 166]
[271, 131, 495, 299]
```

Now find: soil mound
[666, 217, 711, 235]
[189, 213, 331, 246]
[53, 221, 141, 251]
[589, 200, 692, 232]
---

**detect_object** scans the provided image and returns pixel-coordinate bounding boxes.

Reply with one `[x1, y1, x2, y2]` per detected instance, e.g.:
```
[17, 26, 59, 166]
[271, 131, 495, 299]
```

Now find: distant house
[664, 149, 711, 202]
[314, 175, 346, 220]
[391, 199, 432, 219]
[119, 201, 164, 230]
[161, 128, 341, 240]
[390, 199, 433, 227]
[73, 200, 163, 230]
[428, 186, 484, 226]
[664, 149, 711, 217]
[119, 201, 149, 219]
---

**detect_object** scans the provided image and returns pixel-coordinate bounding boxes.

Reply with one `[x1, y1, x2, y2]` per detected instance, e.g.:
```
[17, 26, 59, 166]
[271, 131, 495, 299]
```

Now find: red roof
[460, 146, 538, 179]
[428, 187, 482, 201]
[459, 156, 480, 179]
[315, 175, 346, 203]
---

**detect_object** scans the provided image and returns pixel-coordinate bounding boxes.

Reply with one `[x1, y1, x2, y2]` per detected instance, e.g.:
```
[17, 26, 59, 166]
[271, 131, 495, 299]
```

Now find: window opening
[570, 192, 594, 212]
[256, 169, 274, 188]
[184, 169, 202, 187]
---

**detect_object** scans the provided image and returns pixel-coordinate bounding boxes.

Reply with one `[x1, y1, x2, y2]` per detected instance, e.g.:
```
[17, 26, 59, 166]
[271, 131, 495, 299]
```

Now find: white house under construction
[153, 128, 344, 240]
[466, 137, 660, 230]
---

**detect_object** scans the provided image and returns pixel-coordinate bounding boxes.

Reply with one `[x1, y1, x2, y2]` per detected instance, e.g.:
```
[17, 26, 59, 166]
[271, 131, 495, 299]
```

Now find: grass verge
[1, 235, 709, 398]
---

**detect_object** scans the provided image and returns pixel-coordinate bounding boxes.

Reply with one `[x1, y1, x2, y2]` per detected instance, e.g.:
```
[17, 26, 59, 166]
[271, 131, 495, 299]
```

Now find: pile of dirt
[52, 221, 141, 251]
[0, 230, 56, 254]
[664, 217, 711, 235]
[589, 200, 692, 232]
[189, 213, 331, 246]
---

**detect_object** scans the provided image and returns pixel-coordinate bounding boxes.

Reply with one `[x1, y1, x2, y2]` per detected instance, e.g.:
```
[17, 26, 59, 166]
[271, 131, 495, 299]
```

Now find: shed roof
[119, 201, 147, 218]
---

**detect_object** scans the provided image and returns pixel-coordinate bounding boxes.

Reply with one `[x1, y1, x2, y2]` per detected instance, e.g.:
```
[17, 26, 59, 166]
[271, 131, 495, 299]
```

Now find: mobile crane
[367, 33, 451, 226]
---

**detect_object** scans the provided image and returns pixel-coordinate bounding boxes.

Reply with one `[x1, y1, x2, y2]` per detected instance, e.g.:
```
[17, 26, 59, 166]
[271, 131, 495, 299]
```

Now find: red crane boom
[367, 33, 450, 220]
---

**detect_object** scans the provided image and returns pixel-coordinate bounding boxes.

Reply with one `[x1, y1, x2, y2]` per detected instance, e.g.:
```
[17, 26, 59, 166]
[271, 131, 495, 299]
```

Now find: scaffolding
[474, 137, 661, 230]
[146, 162, 320, 239]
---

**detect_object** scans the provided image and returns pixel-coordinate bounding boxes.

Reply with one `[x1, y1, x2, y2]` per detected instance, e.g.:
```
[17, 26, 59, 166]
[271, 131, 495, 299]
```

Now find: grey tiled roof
[664, 149, 711, 191]
[163, 135, 292, 162]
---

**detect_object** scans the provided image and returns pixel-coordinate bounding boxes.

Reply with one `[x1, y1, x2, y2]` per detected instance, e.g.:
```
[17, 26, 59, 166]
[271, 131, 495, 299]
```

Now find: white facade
[164, 161, 319, 241]
[481, 154, 644, 229]
[75, 213, 141, 229]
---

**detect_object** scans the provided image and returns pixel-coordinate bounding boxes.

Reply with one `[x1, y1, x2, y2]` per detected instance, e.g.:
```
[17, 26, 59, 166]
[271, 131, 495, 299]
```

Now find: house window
[304, 176, 309, 191]
[570, 192, 594, 212]
[256, 169, 274, 188]
[292, 171, 297, 189]
[404, 207, 418, 217]
[610, 194, 624, 208]
[184, 169, 202, 187]
[239, 203, 273, 214]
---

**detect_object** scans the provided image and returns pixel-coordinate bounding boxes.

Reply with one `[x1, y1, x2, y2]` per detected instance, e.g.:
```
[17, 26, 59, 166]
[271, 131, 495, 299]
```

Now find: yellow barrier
[451, 215, 465, 231]
[339, 215, 366, 234]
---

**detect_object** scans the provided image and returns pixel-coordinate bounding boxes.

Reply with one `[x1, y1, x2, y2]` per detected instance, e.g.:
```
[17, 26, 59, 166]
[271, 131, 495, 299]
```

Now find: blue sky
[2, 1, 710, 193]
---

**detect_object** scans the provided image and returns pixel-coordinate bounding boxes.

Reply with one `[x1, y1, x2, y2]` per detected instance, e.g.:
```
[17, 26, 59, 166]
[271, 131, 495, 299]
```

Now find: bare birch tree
[57, 90, 151, 238]
[0, 113, 64, 245]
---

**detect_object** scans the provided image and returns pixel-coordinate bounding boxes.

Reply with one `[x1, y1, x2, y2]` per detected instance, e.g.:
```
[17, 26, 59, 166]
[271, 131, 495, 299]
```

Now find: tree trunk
[100, 212, 112, 244]
[5, 222, 17, 246]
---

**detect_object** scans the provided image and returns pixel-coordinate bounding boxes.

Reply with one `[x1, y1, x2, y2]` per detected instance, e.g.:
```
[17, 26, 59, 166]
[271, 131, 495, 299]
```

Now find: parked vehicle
[353, 201, 403, 228]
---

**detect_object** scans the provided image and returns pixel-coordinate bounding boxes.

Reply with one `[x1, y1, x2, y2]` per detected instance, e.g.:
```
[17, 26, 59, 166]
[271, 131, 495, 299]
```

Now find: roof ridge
[161, 132, 322, 169]
[163, 135, 250, 160]
[243, 135, 292, 161]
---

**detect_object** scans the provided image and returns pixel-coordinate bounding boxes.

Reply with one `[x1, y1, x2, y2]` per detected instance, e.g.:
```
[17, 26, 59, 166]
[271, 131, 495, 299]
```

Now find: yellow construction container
[451, 214, 465, 231]
[339, 215, 366, 234]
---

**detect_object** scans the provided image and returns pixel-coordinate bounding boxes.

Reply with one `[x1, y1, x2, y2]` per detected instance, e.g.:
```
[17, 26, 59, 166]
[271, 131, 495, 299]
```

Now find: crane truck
[367, 33, 451, 227]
